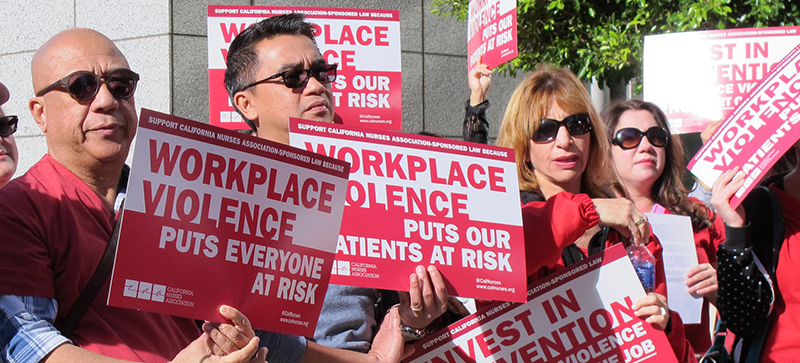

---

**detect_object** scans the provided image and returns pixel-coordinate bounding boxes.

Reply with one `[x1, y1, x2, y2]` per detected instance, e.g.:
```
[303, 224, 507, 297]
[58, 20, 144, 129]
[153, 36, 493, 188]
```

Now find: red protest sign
[107, 109, 349, 336]
[467, 0, 518, 72]
[688, 43, 800, 208]
[407, 245, 678, 363]
[644, 26, 800, 134]
[289, 119, 527, 302]
[207, 6, 402, 131]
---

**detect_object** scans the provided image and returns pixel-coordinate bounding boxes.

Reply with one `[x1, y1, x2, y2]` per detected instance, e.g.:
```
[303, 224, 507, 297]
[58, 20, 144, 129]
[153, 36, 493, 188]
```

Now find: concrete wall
[0, 0, 532, 178]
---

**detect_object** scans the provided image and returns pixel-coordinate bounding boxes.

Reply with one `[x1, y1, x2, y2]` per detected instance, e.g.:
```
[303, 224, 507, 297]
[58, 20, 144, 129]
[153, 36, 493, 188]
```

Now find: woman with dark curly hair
[602, 99, 725, 354]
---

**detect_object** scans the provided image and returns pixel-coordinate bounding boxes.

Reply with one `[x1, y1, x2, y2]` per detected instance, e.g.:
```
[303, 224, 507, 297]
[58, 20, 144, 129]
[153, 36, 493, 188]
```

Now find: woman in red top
[493, 66, 698, 360]
[602, 100, 726, 354]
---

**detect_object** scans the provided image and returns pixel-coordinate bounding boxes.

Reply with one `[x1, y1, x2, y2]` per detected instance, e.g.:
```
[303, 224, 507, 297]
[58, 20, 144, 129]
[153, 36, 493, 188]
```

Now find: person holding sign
[0, 81, 18, 189]
[463, 62, 492, 144]
[464, 65, 695, 361]
[602, 100, 726, 354]
[0, 29, 268, 363]
[225, 13, 446, 363]
[712, 150, 800, 362]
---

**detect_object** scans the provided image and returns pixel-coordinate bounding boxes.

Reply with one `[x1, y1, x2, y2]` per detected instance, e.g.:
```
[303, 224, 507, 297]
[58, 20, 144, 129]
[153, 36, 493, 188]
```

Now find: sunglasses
[532, 113, 593, 142]
[0, 115, 18, 137]
[36, 69, 140, 102]
[612, 126, 669, 150]
[242, 64, 338, 91]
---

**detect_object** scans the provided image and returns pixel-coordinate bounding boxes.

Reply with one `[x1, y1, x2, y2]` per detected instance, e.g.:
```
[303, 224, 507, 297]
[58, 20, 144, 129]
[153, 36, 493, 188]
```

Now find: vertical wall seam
[420, 0, 425, 132]
[169, 0, 174, 114]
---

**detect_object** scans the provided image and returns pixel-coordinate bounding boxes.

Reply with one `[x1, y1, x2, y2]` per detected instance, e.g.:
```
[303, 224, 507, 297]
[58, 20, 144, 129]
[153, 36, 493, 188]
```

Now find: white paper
[645, 213, 703, 324]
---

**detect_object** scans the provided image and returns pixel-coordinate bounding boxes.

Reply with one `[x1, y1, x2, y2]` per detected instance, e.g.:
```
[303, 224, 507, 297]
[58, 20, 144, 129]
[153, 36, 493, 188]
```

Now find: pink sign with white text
[108, 109, 349, 336]
[467, 0, 518, 72]
[290, 119, 527, 302]
[688, 43, 800, 208]
[407, 245, 679, 363]
[207, 6, 402, 131]
[644, 26, 800, 134]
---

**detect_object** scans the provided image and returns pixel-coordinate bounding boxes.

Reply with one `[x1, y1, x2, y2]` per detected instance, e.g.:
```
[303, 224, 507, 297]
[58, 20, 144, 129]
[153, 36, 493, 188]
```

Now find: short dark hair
[224, 13, 317, 131]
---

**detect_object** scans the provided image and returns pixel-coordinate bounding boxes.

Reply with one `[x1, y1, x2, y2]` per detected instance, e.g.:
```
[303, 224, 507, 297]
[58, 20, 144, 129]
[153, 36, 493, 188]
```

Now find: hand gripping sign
[407, 245, 679, 363]
[208, 6, 402, 131]
[290, 119, 527, 302]
[688, 42, 800, 208]
[108, 109, 349, 336]
[467, 0, 518, 72]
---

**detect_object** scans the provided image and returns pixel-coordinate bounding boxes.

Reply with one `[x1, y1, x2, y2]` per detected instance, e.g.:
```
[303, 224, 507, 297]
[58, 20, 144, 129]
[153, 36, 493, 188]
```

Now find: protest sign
[107, 109, 349, 336]
[407, 245, 678, 363]
[289, 119, 527, 302]
[207, 6, 402, 131]
[467, 0, 518, 72]
[688, 43, 800, 208]
[644, 26, 800, 134]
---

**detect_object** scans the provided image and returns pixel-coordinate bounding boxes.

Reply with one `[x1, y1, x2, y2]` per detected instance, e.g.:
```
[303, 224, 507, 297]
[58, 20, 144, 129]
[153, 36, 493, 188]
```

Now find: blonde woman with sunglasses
[464, 65, 696, 362]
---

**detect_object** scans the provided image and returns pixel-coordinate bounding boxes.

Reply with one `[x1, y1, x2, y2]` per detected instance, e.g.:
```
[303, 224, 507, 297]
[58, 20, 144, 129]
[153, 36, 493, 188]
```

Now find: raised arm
[463, 63, 492, 144]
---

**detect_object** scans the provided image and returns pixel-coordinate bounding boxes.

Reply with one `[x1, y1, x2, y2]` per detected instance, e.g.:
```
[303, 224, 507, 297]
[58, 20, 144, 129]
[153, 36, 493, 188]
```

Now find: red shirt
[760, 186, 800, 363]
[0, 155, 199, 362]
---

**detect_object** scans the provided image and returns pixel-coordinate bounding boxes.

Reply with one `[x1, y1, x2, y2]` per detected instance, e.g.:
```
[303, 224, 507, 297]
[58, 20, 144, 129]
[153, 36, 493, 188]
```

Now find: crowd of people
[0, 12, 796, 363]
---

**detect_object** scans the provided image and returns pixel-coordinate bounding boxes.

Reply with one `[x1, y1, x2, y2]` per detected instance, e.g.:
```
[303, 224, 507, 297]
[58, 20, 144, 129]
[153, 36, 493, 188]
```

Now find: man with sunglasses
[226, 13, 337, 144]
[224, 14, 447, 363]
[0, 29, 267, 363]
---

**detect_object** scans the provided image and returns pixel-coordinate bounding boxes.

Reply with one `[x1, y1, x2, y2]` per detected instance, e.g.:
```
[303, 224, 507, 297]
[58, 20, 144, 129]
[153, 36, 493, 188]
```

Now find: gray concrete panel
[12, 134, 48, 179]
[0, 51, 38, 137]
[173, 0, 250, 36]
[422, 53, 466, 138]
[76, 0, 170, 39]
[116, 35, 172, 115]
[172, 35, 210, 123]
[401, 51, 422, 134]
[0, 0, 73, 54]
[423, 0, 467, 56]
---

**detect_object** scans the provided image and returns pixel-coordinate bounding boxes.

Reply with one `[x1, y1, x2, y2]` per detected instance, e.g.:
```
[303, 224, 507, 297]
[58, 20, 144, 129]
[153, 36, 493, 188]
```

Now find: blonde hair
[497, 65, 616, 198]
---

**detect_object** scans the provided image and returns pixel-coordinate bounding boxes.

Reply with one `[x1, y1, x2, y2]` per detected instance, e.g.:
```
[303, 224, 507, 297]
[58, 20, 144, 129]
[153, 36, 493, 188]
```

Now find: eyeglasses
[532, 113, 593, 142]
[0, 115, 18, 137]
[242, 64, 337, 91]
[612, 126, 669, 150]
[35, 68, 140, 102]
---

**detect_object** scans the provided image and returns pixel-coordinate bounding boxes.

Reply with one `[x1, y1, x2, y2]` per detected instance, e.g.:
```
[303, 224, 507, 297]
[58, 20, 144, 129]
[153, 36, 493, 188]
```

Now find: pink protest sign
[467, 0, 518, 72]
[290, 119, 528, 302]
[207, 6, 402, 131]
[644, 26, 800, 134]
[108, 109, 349, 336]
[688, 43, 800, 208]
[407, 245, 679, 363]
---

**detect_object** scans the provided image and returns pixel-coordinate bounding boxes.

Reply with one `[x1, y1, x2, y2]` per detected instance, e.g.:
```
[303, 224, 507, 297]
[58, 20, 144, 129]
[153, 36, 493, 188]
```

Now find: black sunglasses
[242, 64, 338, 91]
[533, 113, 593, 142]
[612, 126, 669, 150]
[36, 68, 140, 102]
[0, 115, 18, 137]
